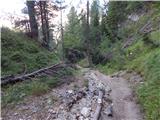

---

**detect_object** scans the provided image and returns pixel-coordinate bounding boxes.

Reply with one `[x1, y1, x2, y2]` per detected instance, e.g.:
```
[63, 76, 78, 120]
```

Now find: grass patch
[149, 30, 160, 46]
[124, 42, 160, 120]
[2, 76, 56, 107]
[83, 79, 89, 88]
[1, 67, 74, 108]
[97, 64, 118, 75]
[78, 58, 89, 67]
[124, 49, 160, 120]
[97, 36, 160, 120]
[97, 5, 160, 120]
[129, 49, 160, 120]
[1, 27, 60, 76]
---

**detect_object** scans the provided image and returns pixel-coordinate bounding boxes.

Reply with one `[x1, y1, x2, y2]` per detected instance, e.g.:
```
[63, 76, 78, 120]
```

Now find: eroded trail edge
[57, 68, 143, 120]
[92, 70, 143, 120]
[2, 68, 144, 120]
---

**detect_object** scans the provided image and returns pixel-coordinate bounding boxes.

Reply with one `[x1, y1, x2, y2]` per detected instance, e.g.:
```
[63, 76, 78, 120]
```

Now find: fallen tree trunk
[93, 89, 104, 120]
[1, 62, 65, 86]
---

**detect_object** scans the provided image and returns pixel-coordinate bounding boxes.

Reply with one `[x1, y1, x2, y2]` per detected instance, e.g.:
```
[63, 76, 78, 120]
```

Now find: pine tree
[64, 6, 81, 48]
[90, 0, 101, 46]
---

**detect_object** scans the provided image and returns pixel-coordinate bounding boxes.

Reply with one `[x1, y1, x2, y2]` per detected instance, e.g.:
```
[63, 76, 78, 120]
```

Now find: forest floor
[2, 67, 144, 120]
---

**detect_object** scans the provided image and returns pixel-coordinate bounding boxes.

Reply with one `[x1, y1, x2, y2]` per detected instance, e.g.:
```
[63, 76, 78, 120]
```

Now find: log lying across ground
[93, 89, 104, 120]
[1, 62, 67, 86]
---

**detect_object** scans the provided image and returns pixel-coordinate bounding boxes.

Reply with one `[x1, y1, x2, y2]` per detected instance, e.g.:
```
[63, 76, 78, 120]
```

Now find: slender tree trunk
[60, 0, 64, 61]
[44, 3, 50, 49]
[40, 1, 46, 45]
[86, 0, 93, 67]
[26, 1, 38, 38]
[39, 1, 50, 50]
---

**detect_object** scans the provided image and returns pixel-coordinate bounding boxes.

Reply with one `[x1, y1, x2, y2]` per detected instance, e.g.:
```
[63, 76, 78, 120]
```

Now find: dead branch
[1, 62, 65, 86]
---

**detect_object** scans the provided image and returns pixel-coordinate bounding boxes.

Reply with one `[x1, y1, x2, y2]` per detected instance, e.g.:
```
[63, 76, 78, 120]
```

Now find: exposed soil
[94, 70, 144, 120]
[1, 68, 144, 120]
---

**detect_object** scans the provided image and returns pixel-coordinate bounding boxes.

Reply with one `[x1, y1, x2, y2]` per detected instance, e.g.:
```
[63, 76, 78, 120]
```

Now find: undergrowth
[1, 27, 75, 108]
[1, 27, 60, 76]
[97, 7, 160, 120]
[1, 67, 74, 108]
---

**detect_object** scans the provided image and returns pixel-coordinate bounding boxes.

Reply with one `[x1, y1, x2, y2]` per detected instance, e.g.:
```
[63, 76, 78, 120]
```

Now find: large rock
[81, 107, 90, 117]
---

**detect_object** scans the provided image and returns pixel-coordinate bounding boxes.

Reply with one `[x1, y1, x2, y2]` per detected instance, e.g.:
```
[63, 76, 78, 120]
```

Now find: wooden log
[93, 89, 104, 120]
[1, 62, 64, 85]
[64, 90, 86, 111]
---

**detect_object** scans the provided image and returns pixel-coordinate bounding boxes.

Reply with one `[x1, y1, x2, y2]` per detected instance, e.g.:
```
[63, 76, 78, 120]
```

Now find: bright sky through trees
[0, 0, 107, 28]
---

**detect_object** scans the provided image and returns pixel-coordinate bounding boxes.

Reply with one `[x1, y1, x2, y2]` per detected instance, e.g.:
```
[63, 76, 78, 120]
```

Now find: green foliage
[64, 6, 81, 49]
[127, 48, 160, 120]
[28, 81, 49, 96]
[98, 3, 160, 119]
[98, 36, 113, 54]
[149, 30, 160, 46]
[83, 79, 88, 88]
[126, 40, 151, 60]
[2, 67, 73, 107]
[98, 39, 160, 120]
[64, 34, 81, 48]
[106, 1, 129, 41]
[126, 2, 144, 13]
[78, 58, 89, 67]
[90, 0, 100, 27]
[97, 64, 117, 75]
[1, 27, 59, 76]
[2, 77, 50, 107]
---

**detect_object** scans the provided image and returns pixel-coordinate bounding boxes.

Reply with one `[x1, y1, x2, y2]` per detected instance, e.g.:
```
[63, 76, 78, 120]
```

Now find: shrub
[29, 82, 49, 96]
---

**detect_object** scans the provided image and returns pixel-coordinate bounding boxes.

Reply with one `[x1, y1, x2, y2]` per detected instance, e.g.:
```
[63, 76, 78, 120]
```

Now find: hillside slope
[1, 28, 75, 107]
[98, 4, 160, 120]
[1, 27, 59, 76]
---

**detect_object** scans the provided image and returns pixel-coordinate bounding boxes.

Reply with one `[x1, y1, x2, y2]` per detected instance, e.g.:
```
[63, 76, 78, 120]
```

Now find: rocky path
[2, 68, 143, 120]
[93, 70, 143, 120]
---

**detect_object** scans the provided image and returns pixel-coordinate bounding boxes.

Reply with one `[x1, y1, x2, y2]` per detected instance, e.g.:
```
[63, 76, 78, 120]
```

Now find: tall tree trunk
[86, 0, 93, 67]
[26, 1, 38, 38]
[44, 3, 50, 49]
[60, 0, 64, 61]
[39, 1, 50, 50]
[40, 1, 46, 45]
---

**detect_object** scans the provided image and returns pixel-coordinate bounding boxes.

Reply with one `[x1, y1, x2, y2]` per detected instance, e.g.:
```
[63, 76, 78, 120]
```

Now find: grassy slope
[123, 9, 160, 120]
[98, 7, 160, 120]
[1, 27, 59, 76]
[1, 28, 74, 107]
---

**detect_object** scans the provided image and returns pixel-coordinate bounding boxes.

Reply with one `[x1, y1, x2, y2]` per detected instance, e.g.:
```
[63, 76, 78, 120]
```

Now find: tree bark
[93, 90, 104, 120]
[39, 1, 50, 49]
[86, 0, 93, 67]
[26, 0, 38, 38]
[1, 63, 64, 85]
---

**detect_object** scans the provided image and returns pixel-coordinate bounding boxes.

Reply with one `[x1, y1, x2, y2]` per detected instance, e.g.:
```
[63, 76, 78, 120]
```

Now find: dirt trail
[2, 68, 143, 120]
[93, 70, 143, 120]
